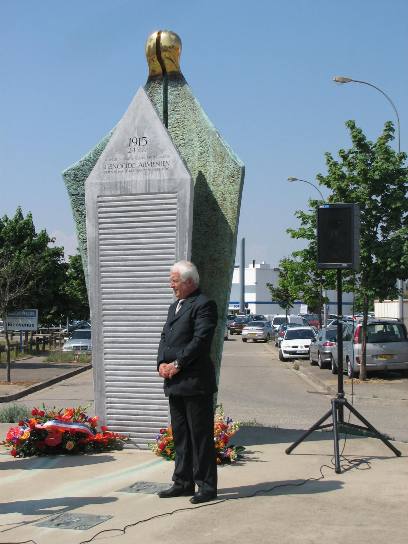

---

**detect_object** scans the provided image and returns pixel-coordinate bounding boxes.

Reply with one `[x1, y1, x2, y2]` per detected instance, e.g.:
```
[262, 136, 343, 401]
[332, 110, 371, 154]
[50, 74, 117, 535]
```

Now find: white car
[62, 328, 92, 353]
[279, 327, 316, 361]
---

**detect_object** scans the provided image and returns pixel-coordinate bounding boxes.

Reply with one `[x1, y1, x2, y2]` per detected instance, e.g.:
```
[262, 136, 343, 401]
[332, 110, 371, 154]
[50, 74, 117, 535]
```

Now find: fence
[0, 334, 65, 362]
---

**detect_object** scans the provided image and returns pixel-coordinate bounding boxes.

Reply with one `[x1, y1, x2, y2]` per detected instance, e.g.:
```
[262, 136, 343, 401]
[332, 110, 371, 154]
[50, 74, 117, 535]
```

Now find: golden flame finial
[145, 30, 182, 78]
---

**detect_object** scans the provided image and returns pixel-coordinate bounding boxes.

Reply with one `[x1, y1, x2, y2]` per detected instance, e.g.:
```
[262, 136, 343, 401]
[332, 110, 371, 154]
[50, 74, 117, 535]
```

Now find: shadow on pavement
[235, 425, 359, 445]
[218, 478, 343, 499]
[0, 496, 117, 515]
[0, 453, 117, 471]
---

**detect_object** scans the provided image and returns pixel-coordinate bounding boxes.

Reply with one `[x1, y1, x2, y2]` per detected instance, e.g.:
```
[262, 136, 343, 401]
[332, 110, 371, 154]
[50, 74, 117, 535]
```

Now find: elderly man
[157, 260, 218, 504]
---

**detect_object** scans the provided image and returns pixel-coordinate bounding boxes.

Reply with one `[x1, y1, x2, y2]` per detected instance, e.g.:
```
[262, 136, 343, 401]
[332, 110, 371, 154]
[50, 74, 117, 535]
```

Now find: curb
[0, 364, 92, 403]
[264, 341, 336, 395]
[294, 368, 336, 395]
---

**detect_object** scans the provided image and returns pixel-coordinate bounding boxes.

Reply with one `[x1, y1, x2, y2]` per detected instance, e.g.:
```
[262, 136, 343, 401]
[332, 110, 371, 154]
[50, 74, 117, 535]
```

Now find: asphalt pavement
[0, 345, 407, 543]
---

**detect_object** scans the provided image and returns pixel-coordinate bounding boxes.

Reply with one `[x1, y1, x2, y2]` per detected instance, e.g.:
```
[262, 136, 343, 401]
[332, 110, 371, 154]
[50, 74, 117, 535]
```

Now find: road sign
[5, 309, 38, 331]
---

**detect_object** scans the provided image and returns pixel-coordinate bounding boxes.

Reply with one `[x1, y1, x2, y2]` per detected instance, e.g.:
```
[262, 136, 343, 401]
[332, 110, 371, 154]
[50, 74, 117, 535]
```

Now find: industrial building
[228, 261, 354, 316]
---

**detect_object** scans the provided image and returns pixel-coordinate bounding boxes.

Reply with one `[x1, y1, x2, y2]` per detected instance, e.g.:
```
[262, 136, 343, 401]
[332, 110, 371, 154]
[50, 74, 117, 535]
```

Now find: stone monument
[63, 31, 244, 448]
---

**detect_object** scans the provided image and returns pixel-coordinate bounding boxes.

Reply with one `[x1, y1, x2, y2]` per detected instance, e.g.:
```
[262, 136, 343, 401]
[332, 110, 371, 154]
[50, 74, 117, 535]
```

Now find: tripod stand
[286, 269, 401, 474]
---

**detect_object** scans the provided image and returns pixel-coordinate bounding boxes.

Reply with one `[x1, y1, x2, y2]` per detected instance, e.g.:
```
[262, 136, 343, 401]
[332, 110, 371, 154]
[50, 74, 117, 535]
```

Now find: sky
[1, 0, 407, 267]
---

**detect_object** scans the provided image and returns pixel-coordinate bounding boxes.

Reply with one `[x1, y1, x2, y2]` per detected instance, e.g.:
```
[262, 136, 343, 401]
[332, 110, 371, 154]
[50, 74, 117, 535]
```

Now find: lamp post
[287, 177, 327, 327]
[287, 176, 324, 201]
[333, 76, 404, 323]
[333, 76, 400, 153]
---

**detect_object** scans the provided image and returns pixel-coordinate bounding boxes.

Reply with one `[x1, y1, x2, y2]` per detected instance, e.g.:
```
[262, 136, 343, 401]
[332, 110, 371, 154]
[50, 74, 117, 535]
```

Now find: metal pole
[156, 31, 169, 129]
[334, 77, 403, 324]
[337, 269, 344, 423]
[240, 238, 245, 314]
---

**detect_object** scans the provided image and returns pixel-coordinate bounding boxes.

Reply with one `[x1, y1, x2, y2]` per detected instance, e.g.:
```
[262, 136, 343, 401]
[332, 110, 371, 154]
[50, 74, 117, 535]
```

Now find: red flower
[88, 416, 99, 428]
[10, 449, 17, 457]
[61, 408, 75, 421]
[38, 410, 45, 417]
[101, 425, 108, 432]
[31, 408, 38, 416]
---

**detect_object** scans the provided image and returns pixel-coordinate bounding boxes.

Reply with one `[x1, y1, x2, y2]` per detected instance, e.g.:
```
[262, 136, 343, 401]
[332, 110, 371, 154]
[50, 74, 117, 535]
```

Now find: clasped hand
[159, 362, 180, 379]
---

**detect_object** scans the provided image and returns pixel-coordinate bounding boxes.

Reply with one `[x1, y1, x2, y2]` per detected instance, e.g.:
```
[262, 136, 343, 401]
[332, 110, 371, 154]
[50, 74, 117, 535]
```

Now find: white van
[271, 314, 305, 331]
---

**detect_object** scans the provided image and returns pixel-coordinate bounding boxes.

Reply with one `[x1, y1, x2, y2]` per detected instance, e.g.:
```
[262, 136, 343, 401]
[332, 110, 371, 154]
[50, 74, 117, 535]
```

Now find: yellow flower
[21, 430, 30, 440]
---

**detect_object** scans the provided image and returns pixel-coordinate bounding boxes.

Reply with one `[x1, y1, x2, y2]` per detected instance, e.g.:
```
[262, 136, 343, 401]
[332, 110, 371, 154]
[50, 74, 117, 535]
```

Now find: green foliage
[60, 254, 89, 321]
[0, 207, 66, 323]
[267, 259, 299, 315]
[0, 403, 30, 423]
[0, 208, 89, 327]
[286, 120, 408, 378]
[46, 351, 91, 364]
[317, 120, 408, 305]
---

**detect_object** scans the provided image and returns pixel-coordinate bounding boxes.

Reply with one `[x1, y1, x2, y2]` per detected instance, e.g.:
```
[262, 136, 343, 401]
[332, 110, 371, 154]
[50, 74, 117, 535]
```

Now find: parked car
[279, 327, 316, 361]
[229, 316, 251, 335]
[309, 327, 337, 368]
[331, 320, 408, 377]
[275, 322, 303, 347]
[241, 320, 273, 343]
[62, 328, 92, 353]
[251, 314, 266, 321]
[271, 315, 304, 332]
[62, 320, 91, 335]
[302, 314, 320, 329]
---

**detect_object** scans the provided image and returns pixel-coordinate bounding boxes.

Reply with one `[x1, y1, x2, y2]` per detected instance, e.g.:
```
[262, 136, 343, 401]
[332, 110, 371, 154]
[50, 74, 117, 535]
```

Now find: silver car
[63, 328, 92, 353]
[309, 327, 337, 369]
[242, 320, 273, 343]
[332, 320, 408, 377]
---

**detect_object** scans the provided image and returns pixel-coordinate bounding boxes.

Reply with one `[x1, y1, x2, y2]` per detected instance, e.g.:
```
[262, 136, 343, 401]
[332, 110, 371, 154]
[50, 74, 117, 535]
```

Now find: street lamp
[287, 177, 326, 326]
[287, 177, 325, 201]
[333, 75, 404, 322]
[333, 76, 400, 153]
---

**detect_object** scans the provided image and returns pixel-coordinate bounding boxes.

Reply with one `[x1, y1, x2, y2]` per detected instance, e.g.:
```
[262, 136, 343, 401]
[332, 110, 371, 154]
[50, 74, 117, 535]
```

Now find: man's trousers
[169, 393, 217, 494]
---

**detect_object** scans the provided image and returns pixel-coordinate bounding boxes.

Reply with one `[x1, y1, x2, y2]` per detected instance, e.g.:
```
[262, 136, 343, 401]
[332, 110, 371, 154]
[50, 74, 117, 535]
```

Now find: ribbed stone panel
[98, 193, 176, 447]
[85, 87, 193, 449]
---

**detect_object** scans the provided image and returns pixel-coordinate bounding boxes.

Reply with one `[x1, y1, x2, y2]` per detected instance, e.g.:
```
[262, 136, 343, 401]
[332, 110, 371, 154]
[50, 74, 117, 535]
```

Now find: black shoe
[189, 491, 217, 504]
[158, 484, 195, 498]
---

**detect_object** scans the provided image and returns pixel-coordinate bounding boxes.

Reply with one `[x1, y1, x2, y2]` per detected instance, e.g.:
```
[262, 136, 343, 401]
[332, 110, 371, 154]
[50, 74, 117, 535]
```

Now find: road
[218, 336, 408, 443]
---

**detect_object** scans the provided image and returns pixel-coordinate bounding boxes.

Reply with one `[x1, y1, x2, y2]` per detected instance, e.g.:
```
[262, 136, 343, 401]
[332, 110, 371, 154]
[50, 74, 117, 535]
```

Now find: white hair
[171, 260, 200, 286]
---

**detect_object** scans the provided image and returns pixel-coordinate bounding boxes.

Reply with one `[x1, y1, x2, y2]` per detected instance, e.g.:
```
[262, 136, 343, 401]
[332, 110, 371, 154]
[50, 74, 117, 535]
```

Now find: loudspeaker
[317, 204, 360, 270]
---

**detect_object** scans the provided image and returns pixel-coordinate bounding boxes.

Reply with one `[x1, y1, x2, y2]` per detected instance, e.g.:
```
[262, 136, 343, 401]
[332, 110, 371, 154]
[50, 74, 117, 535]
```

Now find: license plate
[295, 350, 307, 354]
[376, 354, 394, 360]
[248, 333, 257, 337]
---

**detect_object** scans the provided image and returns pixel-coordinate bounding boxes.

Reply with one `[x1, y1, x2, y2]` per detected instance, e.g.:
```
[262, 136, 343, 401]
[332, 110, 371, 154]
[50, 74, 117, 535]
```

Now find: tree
[288, 121, 408, 379]
[61, 253, 89, 321]
[287, 206, 338, 326]
[0, 208, 65, 381]
[267, 259, 299, 321]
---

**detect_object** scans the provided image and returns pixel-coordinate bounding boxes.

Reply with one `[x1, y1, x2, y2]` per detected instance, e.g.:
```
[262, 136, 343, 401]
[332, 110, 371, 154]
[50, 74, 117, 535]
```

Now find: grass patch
[0, 403, 30, 423]
[240, 418, 265, 427]
[46, 351, 91, 364]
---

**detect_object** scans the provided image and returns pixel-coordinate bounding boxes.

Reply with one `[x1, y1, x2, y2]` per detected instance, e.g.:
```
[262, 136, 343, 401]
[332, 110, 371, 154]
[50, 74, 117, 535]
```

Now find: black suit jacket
[157, 289, 218, 396]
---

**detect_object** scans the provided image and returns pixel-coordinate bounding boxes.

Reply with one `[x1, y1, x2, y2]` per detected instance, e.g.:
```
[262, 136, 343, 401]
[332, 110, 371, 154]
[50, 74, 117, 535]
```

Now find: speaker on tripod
[286, 203, 401, 473]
